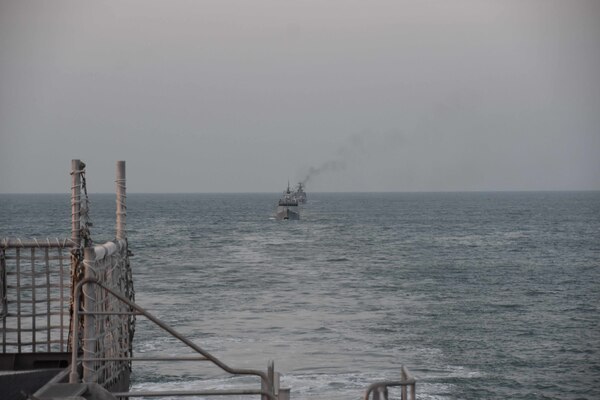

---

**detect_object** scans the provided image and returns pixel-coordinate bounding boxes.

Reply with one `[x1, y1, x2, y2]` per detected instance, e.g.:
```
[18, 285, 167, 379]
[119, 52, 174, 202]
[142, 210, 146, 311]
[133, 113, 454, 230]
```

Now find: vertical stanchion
[31, 248, 36, 352]
[0, 248, 6, 352]
[45, 247, 51, 352]
[401, 366, 409, 400]
[116, 161, 126, 241]
[71, 159, 82, 249]
[59, 247, 65, 352]
[115, 160, 132, 386]
[82, 247, 96, 383]
[69, 159, 83, 355]
[262, 360, 275, 400]
[16, 248, 21, 352]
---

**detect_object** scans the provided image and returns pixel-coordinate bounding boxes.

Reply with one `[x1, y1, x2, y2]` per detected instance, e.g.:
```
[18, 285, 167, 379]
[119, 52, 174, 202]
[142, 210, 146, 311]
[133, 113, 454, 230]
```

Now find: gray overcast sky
[1, 0, 599, 193]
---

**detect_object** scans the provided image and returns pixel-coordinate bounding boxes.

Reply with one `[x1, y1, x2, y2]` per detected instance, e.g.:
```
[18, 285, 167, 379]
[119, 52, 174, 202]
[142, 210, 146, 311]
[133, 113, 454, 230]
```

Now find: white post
[82, 247, 97, 383]
[71, 159, 82, 248]
[116, 161, 126, 240]
[69, 160, 83, 354]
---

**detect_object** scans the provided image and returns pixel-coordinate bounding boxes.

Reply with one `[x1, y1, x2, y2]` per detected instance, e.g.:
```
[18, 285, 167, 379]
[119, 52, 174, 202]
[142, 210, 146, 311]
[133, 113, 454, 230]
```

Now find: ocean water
[1, 192, 599, 399]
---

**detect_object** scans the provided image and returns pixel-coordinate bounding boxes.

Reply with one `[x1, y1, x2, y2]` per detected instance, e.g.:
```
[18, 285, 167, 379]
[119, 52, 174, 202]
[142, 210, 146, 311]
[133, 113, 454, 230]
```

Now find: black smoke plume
[301, 159, 347, 186]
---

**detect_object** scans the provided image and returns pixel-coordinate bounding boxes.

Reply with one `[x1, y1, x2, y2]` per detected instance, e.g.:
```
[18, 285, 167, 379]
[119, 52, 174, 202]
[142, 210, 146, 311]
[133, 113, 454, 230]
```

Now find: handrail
[69, 278, 276, 400]
[0, 237, 77, 249]
[111, 389, 273, 398]
[363, 366, 416, 400]
[79, 356, 210, 362]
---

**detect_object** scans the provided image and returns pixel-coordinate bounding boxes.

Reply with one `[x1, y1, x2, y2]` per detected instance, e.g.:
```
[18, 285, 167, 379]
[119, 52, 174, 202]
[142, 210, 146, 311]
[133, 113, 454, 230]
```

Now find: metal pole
[116, 161, 126, 241]
[45, 247, 51, 352]
[16, 248, 21, 352]
[71, 160, 82, 249]
[69, 160, 83, 356]
[59, 247, 65, 352]
[31, 248, 36, 352]
[278, 388, 291, 400]
[71, 278, 276, 400]
[263, 360, 275, 400]
[0, 249, 6, 351]
[82, 247, 96, 383]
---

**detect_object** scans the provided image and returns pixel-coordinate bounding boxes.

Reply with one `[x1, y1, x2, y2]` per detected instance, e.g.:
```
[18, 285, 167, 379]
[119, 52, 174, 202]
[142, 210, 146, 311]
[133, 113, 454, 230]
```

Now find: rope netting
[0, 239, 74, 353]
[80, 240, 133, 387]
[1, 160, 134, 389]
[72, 160, 134, 387]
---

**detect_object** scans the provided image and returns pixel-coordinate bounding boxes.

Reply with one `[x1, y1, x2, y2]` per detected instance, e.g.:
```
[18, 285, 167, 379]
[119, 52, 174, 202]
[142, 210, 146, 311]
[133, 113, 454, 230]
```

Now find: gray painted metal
[0, 369, 65, 400]
[81, 356, 209, 362]
[69, 278, 277, 400]
[37, 382, 88, 397]
[363, 366, 416, 400]
[111, 389, 269, 397]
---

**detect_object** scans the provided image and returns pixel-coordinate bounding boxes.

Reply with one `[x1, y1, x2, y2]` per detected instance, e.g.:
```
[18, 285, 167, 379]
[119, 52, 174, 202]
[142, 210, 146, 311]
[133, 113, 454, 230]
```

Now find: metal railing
[69, 278, 283, 400]
[0, 160, 135, 387]
[75, 240, 133, 389]
[364, 366, 416, 400]
[1, 238, 75, 354]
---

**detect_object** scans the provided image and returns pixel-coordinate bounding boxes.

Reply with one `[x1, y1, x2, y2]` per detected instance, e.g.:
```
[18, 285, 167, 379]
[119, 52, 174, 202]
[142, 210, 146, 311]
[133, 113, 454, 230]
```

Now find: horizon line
[1, 189, 599, 195]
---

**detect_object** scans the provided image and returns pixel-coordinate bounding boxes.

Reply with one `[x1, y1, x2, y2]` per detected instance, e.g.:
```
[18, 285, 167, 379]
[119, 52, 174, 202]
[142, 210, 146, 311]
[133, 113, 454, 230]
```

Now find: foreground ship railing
[364, 366, 416, 400]
[69, 278, 288, 400]
[2, 159, 416, 400]
[1, 238, 74, 355]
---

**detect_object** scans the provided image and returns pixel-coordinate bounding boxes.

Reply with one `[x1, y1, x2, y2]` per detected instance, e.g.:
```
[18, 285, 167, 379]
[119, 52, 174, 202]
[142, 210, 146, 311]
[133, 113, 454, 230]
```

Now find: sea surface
[1, 192, 599, 399]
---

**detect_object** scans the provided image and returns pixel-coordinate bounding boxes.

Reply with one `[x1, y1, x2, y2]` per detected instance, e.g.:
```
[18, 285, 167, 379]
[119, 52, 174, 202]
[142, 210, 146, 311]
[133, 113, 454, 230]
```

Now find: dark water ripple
[1, 191, 599, 399]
